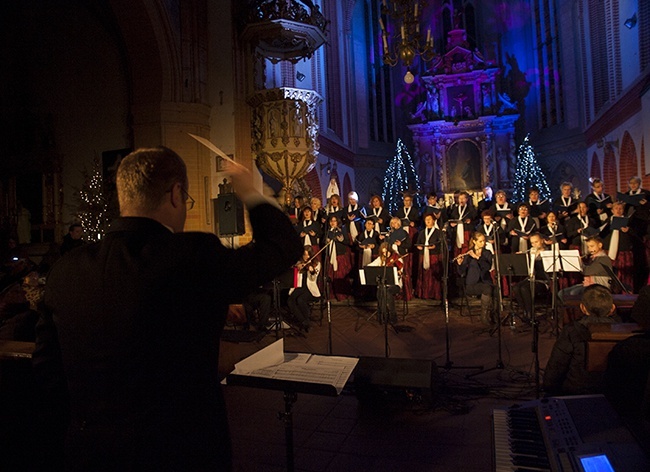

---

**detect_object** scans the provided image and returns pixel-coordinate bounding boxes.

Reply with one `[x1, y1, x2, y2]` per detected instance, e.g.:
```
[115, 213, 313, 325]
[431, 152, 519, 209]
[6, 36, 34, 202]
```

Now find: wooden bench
[563, 293, 638, 324]
[586, 323, 642, 372]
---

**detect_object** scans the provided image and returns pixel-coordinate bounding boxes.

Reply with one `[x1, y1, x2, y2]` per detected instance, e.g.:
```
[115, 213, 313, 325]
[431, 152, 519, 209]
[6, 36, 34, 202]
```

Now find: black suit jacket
[33, 203, 302, 470]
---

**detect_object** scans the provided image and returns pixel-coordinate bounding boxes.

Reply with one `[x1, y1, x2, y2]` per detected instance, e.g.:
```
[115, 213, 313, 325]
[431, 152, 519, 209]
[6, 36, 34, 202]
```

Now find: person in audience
[544, 284, 617, 396]
[287, 245, 321, 333]
[32, 146, 302, 470]
[415, 213, 442, 300]
[60, 223, 85, 256]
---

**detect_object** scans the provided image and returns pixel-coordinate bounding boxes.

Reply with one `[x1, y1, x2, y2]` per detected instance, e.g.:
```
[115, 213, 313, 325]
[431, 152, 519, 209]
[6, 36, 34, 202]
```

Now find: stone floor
[218, 299, 560, 471]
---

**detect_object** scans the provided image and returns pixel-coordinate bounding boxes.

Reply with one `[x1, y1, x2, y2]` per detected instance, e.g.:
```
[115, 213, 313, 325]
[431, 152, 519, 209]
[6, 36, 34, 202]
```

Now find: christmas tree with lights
[382, 138, 421, 214]
[512, 135, 551, 202]
[75, 158, 112, 242]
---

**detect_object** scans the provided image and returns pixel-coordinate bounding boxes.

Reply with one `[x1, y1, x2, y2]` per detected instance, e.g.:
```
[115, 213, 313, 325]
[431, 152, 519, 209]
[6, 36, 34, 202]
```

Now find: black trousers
[513, 279, 549, 317]
[287, 287, 319, 328]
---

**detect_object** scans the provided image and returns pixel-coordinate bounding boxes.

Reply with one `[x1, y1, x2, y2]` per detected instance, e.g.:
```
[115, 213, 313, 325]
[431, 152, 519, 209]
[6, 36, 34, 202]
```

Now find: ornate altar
[408, 29, 518, 195]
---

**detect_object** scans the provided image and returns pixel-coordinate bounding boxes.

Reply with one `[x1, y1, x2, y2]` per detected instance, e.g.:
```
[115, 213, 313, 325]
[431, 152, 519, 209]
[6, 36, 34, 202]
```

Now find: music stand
[269, 269, 303, 339]
[359, 266, 399, 357]
[497, 253, 529, 328]
[541, 249, 582, 336]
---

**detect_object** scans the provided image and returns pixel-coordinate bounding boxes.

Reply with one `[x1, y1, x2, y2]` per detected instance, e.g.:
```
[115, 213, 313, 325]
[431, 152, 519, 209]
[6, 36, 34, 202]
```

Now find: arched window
[590, 152, 601, 182]
[602, 145, 617, 193]
[619, 131, 638, 190]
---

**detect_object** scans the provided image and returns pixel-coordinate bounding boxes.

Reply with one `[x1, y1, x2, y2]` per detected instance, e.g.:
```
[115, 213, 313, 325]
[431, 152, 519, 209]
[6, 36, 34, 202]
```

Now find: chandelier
[379, 0, 435, 83]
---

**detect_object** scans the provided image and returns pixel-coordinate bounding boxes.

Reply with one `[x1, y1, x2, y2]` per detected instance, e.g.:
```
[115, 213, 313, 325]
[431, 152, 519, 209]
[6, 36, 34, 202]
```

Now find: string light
[512, 135, 551, 203]
[382, 138, 421, 214]
[76, 158, 109, 242]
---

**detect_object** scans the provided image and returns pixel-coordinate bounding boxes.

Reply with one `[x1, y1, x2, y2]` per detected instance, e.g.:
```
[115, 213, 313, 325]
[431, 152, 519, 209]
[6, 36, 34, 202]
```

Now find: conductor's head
[117, 147, 189, 233]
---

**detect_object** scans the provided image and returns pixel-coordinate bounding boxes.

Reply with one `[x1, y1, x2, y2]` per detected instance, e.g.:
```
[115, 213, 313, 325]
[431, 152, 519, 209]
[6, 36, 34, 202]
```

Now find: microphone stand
[549, 236, 561, 338]
[322, 238, 335, 354]
[441, 225, 483, 372]
[528, 250, 541, 398]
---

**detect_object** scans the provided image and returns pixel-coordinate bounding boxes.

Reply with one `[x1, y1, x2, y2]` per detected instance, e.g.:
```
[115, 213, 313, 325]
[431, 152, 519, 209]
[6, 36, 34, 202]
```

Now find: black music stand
[269, 269, 304, 339]
[498, 253, 529, 328]
[359, 265, 400, 357]
[540, 248, 582, 337]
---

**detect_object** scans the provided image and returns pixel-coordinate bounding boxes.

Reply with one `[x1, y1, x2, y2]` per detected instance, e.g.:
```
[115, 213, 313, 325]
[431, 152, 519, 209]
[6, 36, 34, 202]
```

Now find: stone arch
[602, 144, 617, 193]
[619, 131, 638, 190]
[590, 152, 602, 182]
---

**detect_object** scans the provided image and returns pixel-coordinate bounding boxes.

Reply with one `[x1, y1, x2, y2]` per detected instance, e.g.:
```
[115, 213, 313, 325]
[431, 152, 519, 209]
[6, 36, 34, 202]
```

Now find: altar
[408, 29, 519, 197]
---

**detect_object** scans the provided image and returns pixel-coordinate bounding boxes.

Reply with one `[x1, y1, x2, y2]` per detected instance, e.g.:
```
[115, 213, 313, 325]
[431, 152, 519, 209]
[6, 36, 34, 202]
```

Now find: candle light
[401, 24, 405, 39]
[426, 27, 431, 43]
[414, 2, 418, 18]
[379, 18, 385, 31]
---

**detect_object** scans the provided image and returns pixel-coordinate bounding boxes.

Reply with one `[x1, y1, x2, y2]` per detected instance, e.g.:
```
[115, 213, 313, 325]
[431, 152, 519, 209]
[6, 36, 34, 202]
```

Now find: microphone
[441, 222, 449, 232]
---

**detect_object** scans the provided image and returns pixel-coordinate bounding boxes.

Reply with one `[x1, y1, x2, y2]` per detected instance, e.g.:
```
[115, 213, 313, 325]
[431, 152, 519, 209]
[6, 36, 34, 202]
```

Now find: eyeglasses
[181, 188, 195, 211]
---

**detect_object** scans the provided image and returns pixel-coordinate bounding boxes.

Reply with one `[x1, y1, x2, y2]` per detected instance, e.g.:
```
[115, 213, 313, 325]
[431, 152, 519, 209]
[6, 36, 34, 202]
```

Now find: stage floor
[219, 299, 558, 471]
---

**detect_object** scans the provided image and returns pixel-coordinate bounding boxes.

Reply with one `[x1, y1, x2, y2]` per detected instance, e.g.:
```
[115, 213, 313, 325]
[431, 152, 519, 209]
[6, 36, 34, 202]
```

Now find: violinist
[383, 216, 413, 300]
[287, 246, 321, 333]
[368, 242, 402, 324]
[456, 232, 495, 326]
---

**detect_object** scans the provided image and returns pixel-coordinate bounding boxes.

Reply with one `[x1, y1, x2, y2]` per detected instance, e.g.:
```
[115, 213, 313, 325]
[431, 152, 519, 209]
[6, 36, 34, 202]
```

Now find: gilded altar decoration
[248, 87, 323, 205]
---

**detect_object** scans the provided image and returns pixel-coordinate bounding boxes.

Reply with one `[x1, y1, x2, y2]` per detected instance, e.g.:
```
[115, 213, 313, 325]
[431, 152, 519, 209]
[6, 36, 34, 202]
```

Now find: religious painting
[446, 84, 475, 119]
[447, 140, 481, 191]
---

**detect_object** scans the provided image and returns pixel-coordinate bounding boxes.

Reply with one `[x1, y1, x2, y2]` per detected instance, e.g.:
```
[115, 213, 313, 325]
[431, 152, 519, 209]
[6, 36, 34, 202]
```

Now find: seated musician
[368, 242, 403, 324]
[456, 232, 495, 326]
[544, 284, 618, 396]
[558, 236, 613, 302]
[513, 233, 549, 321]
[287, 246, 321, 333]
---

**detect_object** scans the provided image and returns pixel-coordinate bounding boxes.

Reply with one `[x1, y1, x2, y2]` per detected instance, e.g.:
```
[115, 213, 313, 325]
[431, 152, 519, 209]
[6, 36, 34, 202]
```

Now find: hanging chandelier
[378, 0, 435, 83]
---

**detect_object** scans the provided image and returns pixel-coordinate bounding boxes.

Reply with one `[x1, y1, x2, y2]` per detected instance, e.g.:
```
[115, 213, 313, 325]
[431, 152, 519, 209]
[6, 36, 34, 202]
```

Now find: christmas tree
[512, 135, 551, 202]
[382, 138, 421, 214]
[75, 158, 112, 242]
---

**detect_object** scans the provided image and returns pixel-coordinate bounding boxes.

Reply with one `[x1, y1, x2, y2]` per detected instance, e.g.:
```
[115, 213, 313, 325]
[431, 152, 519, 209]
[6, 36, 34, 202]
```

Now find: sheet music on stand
[225, 339, 358, 395]
[540, 249, 582, 273]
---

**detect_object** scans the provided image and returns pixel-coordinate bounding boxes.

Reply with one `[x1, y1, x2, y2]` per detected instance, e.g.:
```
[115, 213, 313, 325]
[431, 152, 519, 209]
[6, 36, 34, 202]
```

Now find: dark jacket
[33, 203, 302, 471]
[543, 315, 616, 396]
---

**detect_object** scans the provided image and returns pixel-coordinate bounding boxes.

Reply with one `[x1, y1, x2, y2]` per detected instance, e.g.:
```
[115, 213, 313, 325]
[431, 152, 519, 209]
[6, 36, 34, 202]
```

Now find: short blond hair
[116, 147, 188, 213]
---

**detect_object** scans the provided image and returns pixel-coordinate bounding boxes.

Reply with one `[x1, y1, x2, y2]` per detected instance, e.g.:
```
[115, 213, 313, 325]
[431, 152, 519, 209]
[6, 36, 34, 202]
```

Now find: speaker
[354, 357, 438, 404]
[214, 194, 245, 236]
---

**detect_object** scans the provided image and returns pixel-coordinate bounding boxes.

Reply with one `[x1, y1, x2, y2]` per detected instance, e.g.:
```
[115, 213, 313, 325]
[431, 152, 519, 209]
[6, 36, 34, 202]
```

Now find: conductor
[33, 147, 302, 470]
